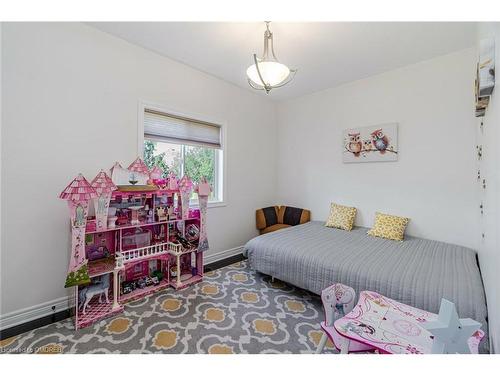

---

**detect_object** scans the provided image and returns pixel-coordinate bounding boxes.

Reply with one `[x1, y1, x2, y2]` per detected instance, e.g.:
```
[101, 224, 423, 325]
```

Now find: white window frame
[137, 101, 226, 208]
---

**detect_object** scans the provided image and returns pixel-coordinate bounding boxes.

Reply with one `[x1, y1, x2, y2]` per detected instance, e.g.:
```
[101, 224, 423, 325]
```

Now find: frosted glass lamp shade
[246, 61, 290, 87]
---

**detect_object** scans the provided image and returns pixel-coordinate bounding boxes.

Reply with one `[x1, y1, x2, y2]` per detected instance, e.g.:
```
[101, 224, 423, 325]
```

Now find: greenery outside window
[142, 107, 224, 205]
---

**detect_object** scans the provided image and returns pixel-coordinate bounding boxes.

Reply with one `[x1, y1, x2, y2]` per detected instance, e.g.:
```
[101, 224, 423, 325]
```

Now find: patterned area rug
[0, 261, 338, 354]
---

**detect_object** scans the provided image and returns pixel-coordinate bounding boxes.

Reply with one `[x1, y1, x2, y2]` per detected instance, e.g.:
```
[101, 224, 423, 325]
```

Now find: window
[142, 107, 224, 205]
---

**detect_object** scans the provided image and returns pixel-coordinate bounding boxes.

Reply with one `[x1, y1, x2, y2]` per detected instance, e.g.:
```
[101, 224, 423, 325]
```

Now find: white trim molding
[0, 296, 71, 331]
[0, 247, 245, 331]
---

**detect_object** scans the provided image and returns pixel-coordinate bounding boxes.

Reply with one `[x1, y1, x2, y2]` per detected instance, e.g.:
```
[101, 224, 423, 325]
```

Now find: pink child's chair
[316, 283, 373, 354]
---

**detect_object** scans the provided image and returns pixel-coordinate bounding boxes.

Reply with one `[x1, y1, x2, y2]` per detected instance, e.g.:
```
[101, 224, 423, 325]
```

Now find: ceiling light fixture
[246, 21, 297, 94]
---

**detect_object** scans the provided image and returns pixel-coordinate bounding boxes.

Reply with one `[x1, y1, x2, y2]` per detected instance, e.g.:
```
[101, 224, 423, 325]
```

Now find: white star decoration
[422, 298, 481, 354]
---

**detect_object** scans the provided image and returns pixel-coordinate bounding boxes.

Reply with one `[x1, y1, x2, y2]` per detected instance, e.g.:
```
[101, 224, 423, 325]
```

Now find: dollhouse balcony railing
[166, 242, 196, 256]
[115, 242, 182, 266]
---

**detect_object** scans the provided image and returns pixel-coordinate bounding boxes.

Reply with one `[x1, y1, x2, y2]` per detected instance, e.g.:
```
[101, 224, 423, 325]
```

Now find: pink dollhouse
[59, 159, 211, 329]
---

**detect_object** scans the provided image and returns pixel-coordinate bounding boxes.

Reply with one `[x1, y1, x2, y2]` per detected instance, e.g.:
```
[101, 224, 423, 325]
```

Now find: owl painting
[343, 123, 398, 163]
[370, 129, 389, 154]
[347, 132, 362, 157]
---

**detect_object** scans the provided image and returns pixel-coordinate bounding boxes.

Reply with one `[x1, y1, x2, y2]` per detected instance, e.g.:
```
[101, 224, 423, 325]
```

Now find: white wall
[1, 23, 494, 350]
[276, 48, 478, 248]
[0, 23, 277, 319]
[476, 23, 500, 353]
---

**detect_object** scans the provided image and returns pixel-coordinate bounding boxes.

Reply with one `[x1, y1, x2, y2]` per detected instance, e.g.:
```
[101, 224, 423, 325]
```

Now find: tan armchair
[256, 206, 311, 234]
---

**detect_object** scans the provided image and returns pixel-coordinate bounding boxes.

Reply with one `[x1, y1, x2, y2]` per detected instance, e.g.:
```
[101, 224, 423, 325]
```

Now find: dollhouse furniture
[316, 283, 373, 354]
[332, 290, 485, 354]
[156, 206, 168, 221]
[255, 205, 311, 234]
[129, 205, 143, 225]
[59, 159, 211, 330]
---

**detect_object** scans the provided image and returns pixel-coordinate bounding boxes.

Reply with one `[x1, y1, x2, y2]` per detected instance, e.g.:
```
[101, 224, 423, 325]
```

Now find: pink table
[333, 291, 484, 354]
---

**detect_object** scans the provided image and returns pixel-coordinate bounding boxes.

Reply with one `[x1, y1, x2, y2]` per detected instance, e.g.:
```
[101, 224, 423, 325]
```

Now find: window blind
[144, 109, 222, 149]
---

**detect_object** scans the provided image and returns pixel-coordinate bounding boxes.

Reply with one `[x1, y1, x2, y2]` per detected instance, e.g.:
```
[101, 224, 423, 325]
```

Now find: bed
[243, 221, 489, 353]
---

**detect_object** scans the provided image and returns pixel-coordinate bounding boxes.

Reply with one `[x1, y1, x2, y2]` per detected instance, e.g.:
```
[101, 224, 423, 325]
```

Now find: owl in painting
[371, 129, 389, 154]
[363, 140, 372, 152]
[347, 132, 362, 157]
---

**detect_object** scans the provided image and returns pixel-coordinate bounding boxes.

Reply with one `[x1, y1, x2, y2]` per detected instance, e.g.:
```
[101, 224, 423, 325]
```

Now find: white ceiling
[88, 22, 477, 101]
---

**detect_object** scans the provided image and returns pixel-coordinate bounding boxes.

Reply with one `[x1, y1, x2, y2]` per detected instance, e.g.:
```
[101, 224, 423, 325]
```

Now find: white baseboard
[0, 296, 71, 331]
[204, 245, 245, 265]
[0, 246, 245, 332]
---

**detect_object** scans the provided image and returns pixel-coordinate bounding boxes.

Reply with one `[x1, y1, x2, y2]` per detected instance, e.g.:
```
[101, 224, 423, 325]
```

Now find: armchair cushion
[256, 206, 279, 230]
[278, 206, 311, 226]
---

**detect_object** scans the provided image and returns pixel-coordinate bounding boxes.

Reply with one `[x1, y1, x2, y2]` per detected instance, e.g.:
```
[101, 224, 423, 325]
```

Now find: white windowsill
[190, 201, 227, 209]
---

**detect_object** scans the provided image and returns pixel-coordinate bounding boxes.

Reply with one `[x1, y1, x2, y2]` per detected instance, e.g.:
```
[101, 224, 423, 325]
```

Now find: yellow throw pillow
[325, 203, 357, 231]
[368, 212, 410, 241]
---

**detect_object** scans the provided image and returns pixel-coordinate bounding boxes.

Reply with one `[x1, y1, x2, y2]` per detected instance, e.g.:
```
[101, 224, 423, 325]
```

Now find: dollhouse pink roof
[178, 175, 194, 192]
[59, 174, 98, 201]
[91, 170, 117, 195]
[128, 157, 150, 175]
[150, 165, 162, 175]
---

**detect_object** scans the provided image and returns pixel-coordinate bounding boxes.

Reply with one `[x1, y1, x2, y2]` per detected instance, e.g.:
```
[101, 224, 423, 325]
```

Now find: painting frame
[343, 123, 399, 163]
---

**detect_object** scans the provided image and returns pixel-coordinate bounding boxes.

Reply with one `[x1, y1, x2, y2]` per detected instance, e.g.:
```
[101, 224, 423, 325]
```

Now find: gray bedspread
[244, 221, 489, 352]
